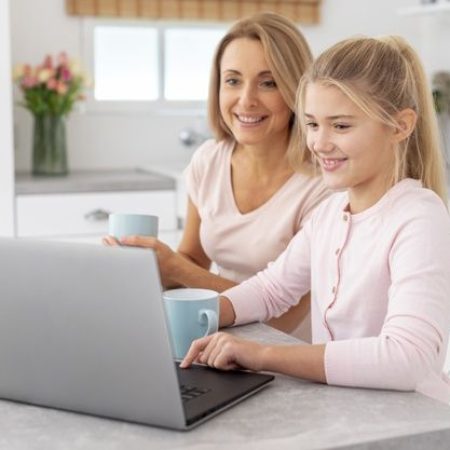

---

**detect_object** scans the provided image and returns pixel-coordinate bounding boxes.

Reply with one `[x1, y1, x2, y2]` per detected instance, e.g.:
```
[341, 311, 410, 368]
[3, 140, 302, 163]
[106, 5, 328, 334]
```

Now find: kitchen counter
[15, 169, 175, 195]
[1, 323, 450, 450]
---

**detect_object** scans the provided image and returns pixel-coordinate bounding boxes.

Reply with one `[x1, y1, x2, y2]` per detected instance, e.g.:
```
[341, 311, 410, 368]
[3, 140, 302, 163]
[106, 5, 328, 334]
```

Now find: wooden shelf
[398, 2, 450, 16]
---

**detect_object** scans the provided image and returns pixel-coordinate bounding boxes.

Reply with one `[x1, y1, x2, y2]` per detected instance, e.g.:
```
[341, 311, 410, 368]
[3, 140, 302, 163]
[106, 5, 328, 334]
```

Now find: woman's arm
[169, 199, 239, 290]
[115, 199, 239, 291]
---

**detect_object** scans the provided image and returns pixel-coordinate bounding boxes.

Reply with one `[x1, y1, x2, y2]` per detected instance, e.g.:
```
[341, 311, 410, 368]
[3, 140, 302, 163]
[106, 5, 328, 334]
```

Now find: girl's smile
[319, 157, 348, 172]
[304, 83, 398, 213]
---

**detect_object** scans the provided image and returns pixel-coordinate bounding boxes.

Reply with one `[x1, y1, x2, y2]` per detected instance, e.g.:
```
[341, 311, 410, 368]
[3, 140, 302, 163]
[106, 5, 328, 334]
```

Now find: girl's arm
[180, 331, 326, 383]
[221, 222, 312, 326]
[325, 200, 450, 393]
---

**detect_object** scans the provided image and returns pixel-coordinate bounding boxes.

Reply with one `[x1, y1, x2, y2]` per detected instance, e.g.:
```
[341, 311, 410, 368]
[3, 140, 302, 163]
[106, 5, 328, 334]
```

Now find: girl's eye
[334, 123, 351, 130]
[305, 122, 318, 128]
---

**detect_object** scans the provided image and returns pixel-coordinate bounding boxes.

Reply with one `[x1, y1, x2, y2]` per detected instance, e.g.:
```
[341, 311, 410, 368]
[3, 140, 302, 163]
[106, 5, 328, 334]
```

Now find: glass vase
[32, 113, 68, 176]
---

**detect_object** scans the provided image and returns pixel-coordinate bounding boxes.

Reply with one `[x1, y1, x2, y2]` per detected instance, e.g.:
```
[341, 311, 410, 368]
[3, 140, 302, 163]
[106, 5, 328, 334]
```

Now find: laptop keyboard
[180, 384, 211, 403]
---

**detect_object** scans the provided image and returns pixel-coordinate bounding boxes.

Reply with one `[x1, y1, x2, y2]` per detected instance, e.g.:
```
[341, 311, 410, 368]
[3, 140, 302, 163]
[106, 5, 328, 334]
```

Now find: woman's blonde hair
[208, 12, 312, 166]
[295, 36, 447, 203]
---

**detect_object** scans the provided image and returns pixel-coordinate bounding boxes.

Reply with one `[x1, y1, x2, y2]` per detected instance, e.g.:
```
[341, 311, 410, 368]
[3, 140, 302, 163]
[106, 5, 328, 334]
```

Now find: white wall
[10, 0, 450, 172]
[0, 0, 15, 236]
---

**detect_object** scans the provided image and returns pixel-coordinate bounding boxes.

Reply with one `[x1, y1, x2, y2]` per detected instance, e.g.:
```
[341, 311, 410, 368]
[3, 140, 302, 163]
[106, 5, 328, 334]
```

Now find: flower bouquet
[13, 52, 90, 176]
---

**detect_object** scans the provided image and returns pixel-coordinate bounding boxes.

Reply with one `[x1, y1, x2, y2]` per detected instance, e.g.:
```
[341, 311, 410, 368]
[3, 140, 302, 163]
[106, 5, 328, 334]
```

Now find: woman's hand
[102, 235, 178, 287]
[102, 235, 121, 246]
[180, 332, 268, 372]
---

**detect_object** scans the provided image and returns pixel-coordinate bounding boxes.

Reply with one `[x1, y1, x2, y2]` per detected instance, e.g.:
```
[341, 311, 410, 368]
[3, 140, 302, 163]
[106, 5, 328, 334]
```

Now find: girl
[180, 36, 450, 403]
[105, 13, 328, 338]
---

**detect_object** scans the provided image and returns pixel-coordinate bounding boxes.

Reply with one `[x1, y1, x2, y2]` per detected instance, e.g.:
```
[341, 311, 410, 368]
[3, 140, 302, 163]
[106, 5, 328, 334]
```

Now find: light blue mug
[108, 213, 159, 240]
[163, 288, 219, 360]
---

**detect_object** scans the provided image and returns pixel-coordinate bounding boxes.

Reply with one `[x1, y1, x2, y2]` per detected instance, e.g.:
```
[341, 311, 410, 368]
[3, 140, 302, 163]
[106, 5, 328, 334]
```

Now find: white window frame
[81, 18, 228, 116]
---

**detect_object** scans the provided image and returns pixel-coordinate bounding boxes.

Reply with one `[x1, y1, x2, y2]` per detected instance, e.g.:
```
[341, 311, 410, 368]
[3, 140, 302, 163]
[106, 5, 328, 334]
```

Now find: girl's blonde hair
[295, 36, 447, 203]
[208, 12, 312, 167]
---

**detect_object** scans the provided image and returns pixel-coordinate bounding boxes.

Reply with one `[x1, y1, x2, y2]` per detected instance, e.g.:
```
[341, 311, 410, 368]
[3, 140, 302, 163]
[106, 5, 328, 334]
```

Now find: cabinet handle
[84, 208, 111, 222]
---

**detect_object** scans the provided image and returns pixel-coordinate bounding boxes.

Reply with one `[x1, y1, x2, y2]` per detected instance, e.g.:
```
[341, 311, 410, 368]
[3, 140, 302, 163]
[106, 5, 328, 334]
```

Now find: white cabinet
[16, 190, 176, 237]
[142, 162, 190, 227]
[14, 169, 181, 248]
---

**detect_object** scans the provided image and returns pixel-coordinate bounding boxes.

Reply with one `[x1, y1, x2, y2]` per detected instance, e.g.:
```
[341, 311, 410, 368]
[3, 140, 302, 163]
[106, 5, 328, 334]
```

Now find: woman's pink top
[185, 139, 329, 283]
[224, 179, 450, 403]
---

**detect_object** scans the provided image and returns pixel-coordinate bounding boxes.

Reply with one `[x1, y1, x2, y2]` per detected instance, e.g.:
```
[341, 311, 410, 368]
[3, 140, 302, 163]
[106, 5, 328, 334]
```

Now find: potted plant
[13, 52, 90, 176]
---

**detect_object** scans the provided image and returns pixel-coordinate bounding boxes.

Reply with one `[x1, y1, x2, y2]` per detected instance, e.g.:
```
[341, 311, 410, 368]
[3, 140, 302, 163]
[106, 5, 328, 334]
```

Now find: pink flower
[42, 55, 53, 69]
[56, 81, 68, 95]
[21, 76, 38, 88]
[13, 51, 90, 115]
[60, 66, 72, 82]
[23, 64, 32, 77]
[57, 52, 69, 67]
[46, 78, 58, 90]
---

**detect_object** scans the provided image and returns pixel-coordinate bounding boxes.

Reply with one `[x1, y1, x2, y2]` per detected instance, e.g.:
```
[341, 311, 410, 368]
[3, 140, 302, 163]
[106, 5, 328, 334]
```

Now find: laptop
[0, 238, 273, 430]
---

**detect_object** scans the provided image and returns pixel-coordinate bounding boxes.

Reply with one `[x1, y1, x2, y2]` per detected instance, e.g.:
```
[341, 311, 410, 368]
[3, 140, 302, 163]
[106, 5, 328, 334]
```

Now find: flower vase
[32, 113, 68, 176]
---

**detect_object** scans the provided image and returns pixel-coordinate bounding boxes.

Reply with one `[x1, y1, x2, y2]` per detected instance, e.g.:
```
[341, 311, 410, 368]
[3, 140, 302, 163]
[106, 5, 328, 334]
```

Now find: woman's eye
[224, 78, 239, 86]
[305, 122, 318, 128]
[261, 80, 277, 88]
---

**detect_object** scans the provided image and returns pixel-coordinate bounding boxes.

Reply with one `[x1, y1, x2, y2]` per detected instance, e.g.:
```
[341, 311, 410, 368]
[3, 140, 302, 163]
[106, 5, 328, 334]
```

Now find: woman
[105, 13, 328, 338]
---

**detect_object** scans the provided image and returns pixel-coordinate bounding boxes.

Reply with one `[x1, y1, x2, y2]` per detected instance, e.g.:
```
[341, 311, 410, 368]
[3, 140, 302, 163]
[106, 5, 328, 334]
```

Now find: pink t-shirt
[224, 179, 450, 403]
[184, 139, 329, 283]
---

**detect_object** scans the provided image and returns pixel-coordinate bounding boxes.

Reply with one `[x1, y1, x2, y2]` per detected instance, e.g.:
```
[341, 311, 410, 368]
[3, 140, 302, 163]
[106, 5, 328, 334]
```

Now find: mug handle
[198, 309, 218, 336]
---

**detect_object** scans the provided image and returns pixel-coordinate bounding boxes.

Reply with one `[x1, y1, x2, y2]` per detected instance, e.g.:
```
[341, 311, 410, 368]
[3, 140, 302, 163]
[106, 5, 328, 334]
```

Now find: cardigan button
[332, 286, 336, 294]
[343, 214, 348, 221]
[335, 248, 340, 255]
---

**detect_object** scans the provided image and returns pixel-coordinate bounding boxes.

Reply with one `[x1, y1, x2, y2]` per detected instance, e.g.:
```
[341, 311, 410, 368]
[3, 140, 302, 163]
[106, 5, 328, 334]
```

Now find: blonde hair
[208, 12, 312, 167]
[295, 36, 448, 203]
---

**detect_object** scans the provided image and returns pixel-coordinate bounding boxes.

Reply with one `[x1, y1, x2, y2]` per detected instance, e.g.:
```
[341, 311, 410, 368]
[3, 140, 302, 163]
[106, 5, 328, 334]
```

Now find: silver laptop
[0, 238, 273, 430]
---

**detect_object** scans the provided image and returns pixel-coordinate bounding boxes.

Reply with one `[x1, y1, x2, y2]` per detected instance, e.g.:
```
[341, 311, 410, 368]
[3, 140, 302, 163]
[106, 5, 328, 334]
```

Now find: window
[83, 19, 226, 112]
[94, 26, 159, 101]
[164, 28, 225, 101]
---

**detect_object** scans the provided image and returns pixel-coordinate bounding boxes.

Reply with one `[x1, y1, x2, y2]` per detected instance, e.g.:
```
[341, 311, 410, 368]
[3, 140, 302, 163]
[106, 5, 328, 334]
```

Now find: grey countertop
[1, 323, 450, 450]
[15, 169, 176, 195]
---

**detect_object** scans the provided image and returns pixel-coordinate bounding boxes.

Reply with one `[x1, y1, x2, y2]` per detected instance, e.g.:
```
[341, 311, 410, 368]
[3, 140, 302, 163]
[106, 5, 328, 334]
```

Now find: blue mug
[108, 213, 158, 240]
[163, 288, 219, 359]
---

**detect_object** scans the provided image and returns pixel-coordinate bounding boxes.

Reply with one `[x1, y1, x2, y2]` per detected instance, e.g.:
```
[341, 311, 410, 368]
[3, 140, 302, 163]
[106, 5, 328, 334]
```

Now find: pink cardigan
[223, 179, 450, 403]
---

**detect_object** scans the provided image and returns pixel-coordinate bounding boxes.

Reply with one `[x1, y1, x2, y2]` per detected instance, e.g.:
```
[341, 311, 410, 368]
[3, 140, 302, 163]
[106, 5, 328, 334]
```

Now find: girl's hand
[180, 332, 267, 372]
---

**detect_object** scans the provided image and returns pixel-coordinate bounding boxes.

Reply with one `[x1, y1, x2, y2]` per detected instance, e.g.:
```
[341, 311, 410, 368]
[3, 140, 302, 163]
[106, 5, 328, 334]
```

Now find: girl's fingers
[205, 337, 226, 368]
[214, 350, 240, 371]
[197, 333, 221, 365]
[179, 335, 214, 368]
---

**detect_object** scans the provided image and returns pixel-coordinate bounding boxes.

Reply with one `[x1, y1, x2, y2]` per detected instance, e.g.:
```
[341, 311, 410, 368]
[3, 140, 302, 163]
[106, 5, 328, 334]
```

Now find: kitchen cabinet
[15, 169, 180, 247]
[144, 162, 190, 227]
